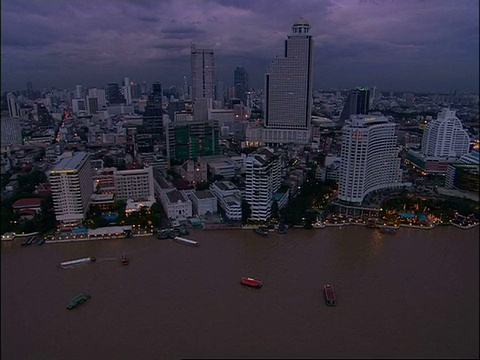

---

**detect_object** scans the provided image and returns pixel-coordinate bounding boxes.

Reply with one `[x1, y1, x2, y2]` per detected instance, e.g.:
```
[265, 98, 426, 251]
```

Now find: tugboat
[121, 252, 129, 265]
[324, 284, 336, 306]
[241, 277, 263, 288]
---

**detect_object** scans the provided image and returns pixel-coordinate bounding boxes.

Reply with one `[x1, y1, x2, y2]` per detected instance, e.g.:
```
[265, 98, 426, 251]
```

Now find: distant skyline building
[339, 87, 370, 125]
[263, 18, 314, 146]
[191, 44, 215, 101]
[6, 93, 20, 117]
[421, 108, 470, 158]
[106, 83, 125, 105]
[88, 88, 106, 109]
[123, 77, 132, 105]
[234, 67, 249, 104]
[49, 151, 93, 228]
[338, 114, 403, 205]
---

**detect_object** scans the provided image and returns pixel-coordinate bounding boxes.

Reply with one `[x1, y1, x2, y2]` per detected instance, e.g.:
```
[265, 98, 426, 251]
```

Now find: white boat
[60, 257, 96, 267]
[313, 222, 326, 229]
[173, 236, 198, 247]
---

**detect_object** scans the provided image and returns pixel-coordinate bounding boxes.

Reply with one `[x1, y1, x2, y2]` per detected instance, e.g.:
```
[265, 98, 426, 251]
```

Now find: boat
[379, 226, 397, 234]
[157, 228, 175, 239]
[21, 235, 36, 246]
[66, 293, 91, 310]
[121, 252, 129, 265]
[241, 277, 263, 288]
[173, 236, 198, 247]
[277, 223, 288, 234]
[324, 284, 336, 306]
[313, 221, 326, 229]
[254, 228, 268, 237]
[60, 257, 96, 267]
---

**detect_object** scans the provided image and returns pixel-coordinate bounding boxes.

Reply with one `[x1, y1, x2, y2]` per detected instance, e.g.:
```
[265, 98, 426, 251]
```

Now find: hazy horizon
[1, 0, 479, 94]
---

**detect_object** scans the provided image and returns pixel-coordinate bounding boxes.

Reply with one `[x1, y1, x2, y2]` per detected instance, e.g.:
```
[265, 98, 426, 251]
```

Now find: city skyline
[1, 0, 479, 93]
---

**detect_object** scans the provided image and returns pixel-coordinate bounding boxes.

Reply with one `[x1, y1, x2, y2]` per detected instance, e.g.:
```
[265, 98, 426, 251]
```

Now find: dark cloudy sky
[1, 0, 479, 93]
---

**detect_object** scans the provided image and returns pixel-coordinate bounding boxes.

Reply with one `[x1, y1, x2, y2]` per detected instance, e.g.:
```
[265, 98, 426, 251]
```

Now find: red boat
[241, 277, 262, 288]
[121, 252, 129, 266]
[324, 284, 336, 306]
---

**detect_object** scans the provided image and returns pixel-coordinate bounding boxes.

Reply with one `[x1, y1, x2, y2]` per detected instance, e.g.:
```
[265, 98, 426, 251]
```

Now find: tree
[271, 200, 279, 219]
[241, 200, 251, 224]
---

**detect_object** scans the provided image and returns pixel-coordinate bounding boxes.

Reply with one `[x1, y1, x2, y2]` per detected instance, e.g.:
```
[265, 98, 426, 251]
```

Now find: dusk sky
[1, 0, 479, 94]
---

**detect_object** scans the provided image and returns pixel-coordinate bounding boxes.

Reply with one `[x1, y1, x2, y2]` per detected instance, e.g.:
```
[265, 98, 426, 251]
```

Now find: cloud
[1, 0, 478, 93]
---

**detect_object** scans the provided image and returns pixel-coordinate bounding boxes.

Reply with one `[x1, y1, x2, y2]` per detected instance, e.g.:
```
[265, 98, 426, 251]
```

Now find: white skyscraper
[123, 77, 132, 105]
[75, 85, 83, 99]
[338, 115, 403, 204]
[245, 148, 282, 221]
[6, 93, 20, 117]
[49, 151, 93, 227]
[191, 44, 215, 101]
[263, 18, 314, 145]
[421, 108, 470, 158]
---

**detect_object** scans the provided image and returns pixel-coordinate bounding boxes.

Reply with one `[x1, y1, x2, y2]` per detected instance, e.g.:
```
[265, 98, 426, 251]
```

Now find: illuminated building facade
[49, 151, 93, 227]
[421, 108, 470, 158]
[338, 115, 403, 204]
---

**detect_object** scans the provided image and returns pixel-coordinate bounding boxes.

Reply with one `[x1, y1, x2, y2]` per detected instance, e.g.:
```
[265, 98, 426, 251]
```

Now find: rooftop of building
[52, 151, 87, 171]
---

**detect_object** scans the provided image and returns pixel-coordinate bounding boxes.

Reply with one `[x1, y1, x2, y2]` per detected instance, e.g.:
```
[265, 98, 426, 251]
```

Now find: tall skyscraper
[421, 108, 470, 158]
[191, 44, 215, 101]
[339, 87, 370, 124]
[234, 67, 249, 104]
[183, 75, 189, 100]
[263, 18, 313, 146]
[338, 115, 403, 204]
[49, 151, 93, 228]
[6, 93, 20, 117]
[123, 77, 132, 105]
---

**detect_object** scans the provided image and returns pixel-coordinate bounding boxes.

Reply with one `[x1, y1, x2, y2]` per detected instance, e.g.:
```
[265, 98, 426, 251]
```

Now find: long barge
[60, 257, 96, 267]
[173, 236, 199, 247]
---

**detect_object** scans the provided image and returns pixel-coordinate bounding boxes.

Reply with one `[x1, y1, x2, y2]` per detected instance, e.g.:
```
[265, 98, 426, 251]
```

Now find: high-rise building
[234, 67, 249, 104]
[88, 88, 107, 109]
[75, 85, 83, 99]
[245, 147, 282, 221]
[339, 87, 370, 124]
[421, 108, 470, 158]
[123, 77, 132, 105]
[167, 120, 220, 162]
[338, 115, 403, 204]
[183, 75, 189, 100]
[106, 83, 125, 104]
[1, 117, 23, 148]
[6, 93, 20, 117]
[191, 44, 215, 101]
[263, 18, 314, 146]
[49, 151, 93, 228]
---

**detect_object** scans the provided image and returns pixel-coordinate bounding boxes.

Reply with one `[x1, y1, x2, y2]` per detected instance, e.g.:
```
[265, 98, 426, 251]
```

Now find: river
[1, 225, 478, 359]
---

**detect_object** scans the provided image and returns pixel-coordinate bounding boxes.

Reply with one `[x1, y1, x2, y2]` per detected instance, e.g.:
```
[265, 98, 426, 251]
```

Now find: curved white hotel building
[421, 108, 470, 158]
[338, 115, 403, 204]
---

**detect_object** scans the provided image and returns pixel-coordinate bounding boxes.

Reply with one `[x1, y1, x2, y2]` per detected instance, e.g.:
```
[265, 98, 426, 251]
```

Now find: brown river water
[1, 225, 479, 359]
